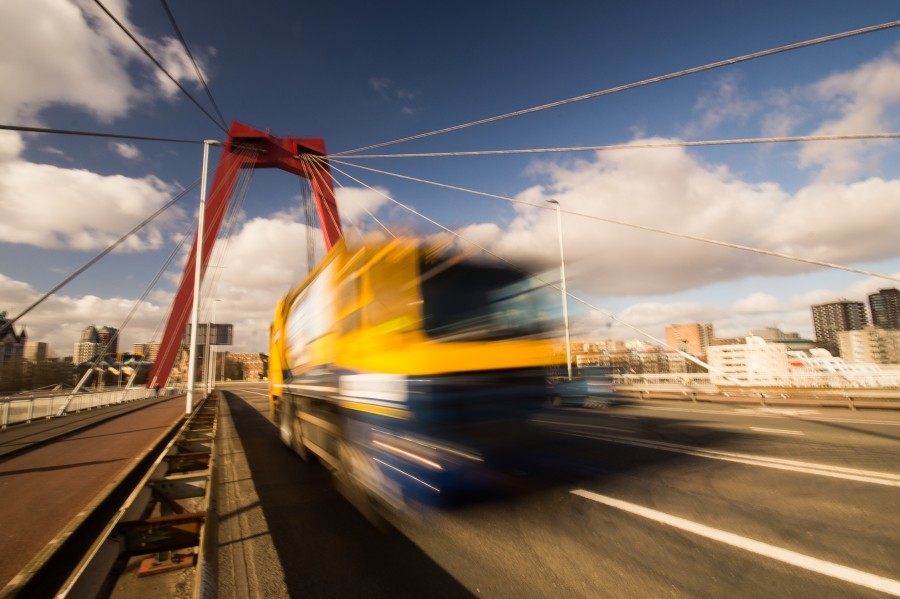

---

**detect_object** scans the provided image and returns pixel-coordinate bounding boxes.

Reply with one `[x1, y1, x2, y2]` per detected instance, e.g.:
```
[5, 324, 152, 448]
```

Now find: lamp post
[186, 139, 221, 414]
[547, 199, 572, 381]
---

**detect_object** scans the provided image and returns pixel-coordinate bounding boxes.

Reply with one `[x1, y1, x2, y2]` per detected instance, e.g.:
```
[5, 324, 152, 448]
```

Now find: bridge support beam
[148, 122, 341, 390]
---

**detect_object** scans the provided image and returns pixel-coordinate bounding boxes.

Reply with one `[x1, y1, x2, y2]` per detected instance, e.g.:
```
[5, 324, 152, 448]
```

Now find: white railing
[0, 387, 175, 429]
[615, 372, 900, 389]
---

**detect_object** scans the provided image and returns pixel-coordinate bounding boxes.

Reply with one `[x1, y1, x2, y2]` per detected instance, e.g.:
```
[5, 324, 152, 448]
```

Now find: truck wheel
[279, 399, 308, 460]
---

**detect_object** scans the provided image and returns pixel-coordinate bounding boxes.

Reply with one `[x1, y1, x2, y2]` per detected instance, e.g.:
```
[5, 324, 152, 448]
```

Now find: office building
[868, 288, 900, 330]
[811, 301, 868, 357]
[838, 326, 900, 364]
[665, 323, 713, 355]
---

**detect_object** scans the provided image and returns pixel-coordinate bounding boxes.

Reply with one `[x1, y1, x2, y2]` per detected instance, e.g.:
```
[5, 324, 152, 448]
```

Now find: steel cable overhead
[332, 132, 900, 159]
[333, 20, 900, 156]
[322, 155, 900, 286]
[92, 0, 228, 134]
[0, 124, 203, 144]
[322, 157, 725, 375]
[159, 0, 229, 131]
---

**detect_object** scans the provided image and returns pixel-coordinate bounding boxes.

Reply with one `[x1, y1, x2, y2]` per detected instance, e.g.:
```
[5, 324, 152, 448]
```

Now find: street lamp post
[547, 199, 572, 381]
[186, 139, 221, 414]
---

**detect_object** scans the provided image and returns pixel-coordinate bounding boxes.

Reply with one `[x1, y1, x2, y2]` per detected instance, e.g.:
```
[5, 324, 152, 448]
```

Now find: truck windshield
[420, 260, 555, 341]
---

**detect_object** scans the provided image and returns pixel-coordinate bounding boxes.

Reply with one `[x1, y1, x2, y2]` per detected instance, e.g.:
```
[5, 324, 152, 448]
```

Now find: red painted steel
[148, 122, 341, 388]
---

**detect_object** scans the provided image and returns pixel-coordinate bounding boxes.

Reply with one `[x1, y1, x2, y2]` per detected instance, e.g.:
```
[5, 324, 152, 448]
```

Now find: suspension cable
[333, 20, 900, 156]
[0, 124, 203, 144]
[325, 157, 900, 286]
[159, 0, 229, 131]
[323, 158, 725, 376]
[300, 154, 396, 241]
[332, 132, 900, 159]
[91, 0, 227, 134]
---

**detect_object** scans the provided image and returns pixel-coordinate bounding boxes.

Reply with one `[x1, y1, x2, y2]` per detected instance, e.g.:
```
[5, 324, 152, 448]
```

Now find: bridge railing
[0, 387, 176, 429]
[615, 372, 900, 389]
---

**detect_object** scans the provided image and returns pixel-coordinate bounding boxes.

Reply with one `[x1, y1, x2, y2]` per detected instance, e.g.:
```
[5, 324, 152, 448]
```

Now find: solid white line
[556, 430, 900, 486]
[750, 427, 805, 436]
[637, 404, 900, 427]
[571, 489, 900, 597]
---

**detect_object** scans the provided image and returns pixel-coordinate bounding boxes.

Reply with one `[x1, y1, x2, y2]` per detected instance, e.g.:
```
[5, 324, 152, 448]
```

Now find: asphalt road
[220, 383, 900, 598]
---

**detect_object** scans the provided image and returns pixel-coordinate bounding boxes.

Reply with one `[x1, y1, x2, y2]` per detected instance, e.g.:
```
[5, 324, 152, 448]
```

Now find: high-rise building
[96, 326, 119, 356]
[811, 300, 868, 357]
[0, 315, 26, 371]
[838, 326, 900, 364]
[868, 288, 900, 330]
[132, 342, 161, 361]
[665, 323, 713, 354]
[23, 341, 48, 361]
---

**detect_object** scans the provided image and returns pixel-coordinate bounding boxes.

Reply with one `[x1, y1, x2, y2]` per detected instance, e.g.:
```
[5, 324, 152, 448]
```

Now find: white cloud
[456, 139, 900, 302]
[110, 142, 141, 159]
[731, 292, 781, 314]
[687, 73, 759, 135]
[0, 1, 208, 252]
[0, 152, 178, 250]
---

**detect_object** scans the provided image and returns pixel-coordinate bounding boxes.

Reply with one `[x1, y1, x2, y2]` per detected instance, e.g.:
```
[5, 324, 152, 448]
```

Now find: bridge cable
[322, 158, 728, 378]
[70, 213, 195, 395]
[333, 20, 900, 156]
[0, 124, 203, 144]
[91, 0, 228, 134]
[325, 156, 900, 286]
[159, 0, 229, 131]
[299, 154, 396, 241]
[1, 180, 201, 336]
[332, 132, 900, 159]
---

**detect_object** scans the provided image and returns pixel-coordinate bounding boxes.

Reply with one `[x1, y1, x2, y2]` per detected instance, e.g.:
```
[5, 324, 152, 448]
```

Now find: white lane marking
[571, 489, 900, 597]
[554, 430, 900, 487]
[636, 404, 900, 427]
[750, 427, 805, 436]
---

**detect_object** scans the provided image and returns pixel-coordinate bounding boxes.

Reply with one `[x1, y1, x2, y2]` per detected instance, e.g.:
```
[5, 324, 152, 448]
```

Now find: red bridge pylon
[148, 121, 342, 389]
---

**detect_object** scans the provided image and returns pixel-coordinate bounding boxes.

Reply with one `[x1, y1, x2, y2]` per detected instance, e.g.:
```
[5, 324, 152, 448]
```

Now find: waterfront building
[837, 326, 900, 365]
[0, 314, 26, 376]
[96, 325, 119, 356]
[868, 288, 900, 330]
[707, 336, 790, 385]
[665, 323, 713, 355]
[750, 326, 816, 351]
[132, 342, 161, 361]
[811, 300, 868, 357]
[23, 341, 48, 361]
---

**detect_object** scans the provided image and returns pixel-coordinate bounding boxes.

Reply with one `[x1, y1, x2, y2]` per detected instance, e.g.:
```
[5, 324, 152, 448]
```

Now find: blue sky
[2, 0, 900, 356]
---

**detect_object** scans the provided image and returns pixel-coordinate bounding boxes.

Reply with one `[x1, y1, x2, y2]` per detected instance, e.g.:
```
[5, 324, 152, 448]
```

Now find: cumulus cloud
[0, 154, 178, 250]
[109, 142, 141, 159]
[0, 0, 207, 252]
[0, 273, 166, 358]
[456, 138, 900, 301]
[687, 73, 759, 135]
[798, 45, 900, 181]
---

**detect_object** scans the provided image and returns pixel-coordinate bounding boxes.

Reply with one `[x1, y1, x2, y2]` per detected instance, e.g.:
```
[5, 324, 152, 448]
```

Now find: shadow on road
[225, 391, 475, 599]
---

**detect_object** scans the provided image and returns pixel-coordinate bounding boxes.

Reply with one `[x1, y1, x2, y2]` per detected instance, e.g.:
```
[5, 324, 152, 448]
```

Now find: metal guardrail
[0, 388, 177, 429]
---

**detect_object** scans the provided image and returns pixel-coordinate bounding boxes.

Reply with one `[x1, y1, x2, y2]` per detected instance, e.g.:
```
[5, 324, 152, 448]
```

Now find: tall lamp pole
[547, 199, 572, 381]
[186, 139, 221, 414]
